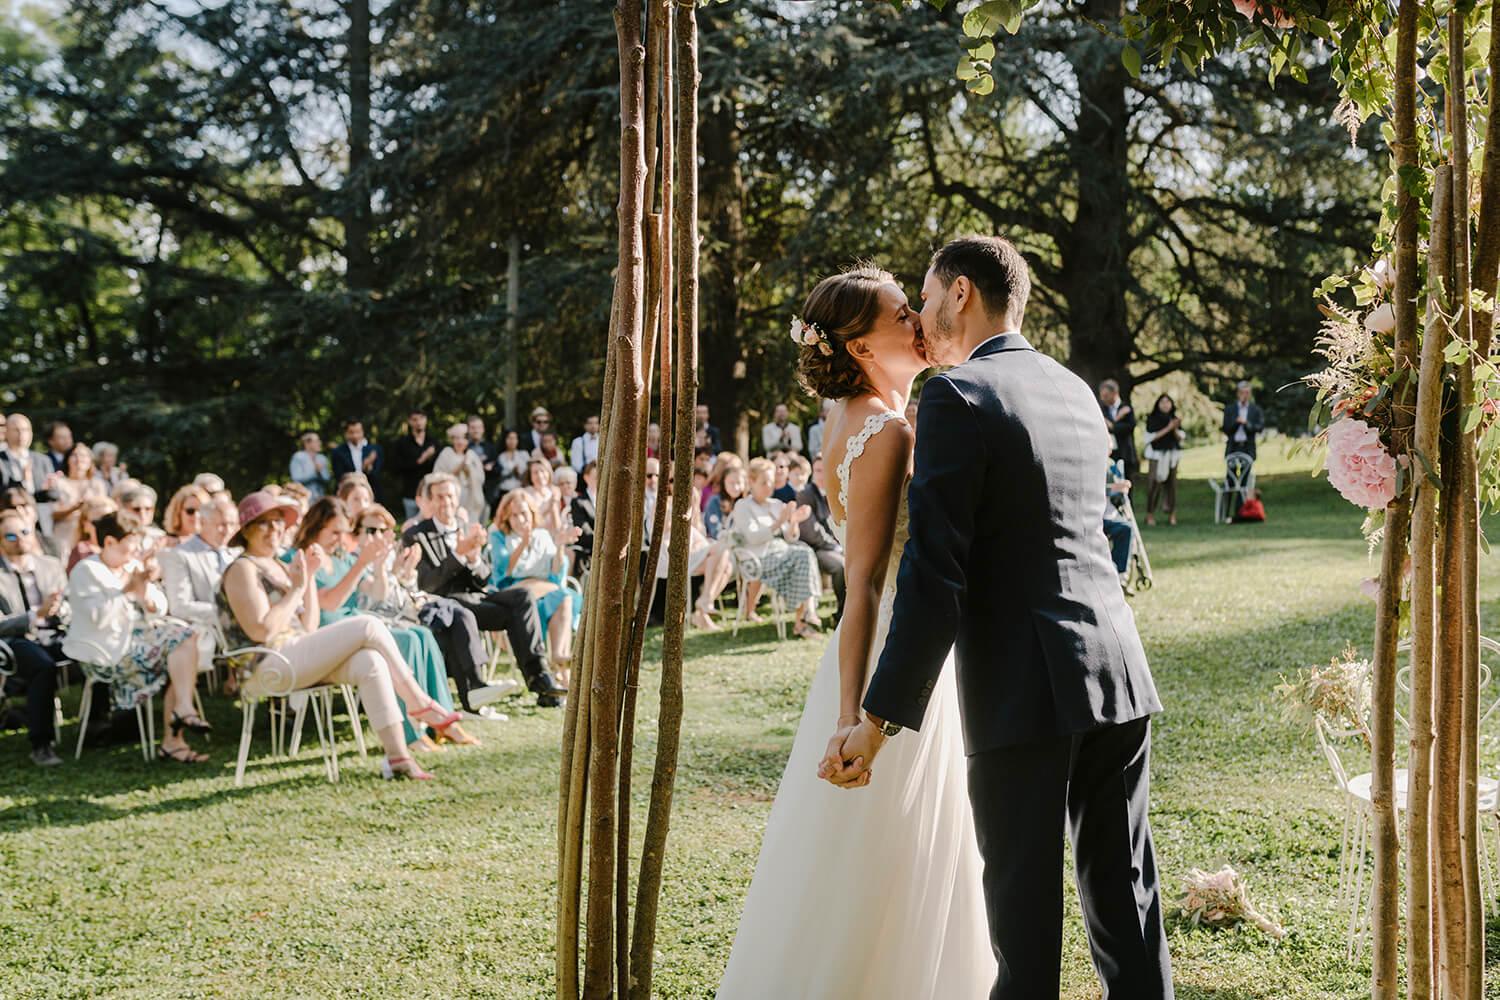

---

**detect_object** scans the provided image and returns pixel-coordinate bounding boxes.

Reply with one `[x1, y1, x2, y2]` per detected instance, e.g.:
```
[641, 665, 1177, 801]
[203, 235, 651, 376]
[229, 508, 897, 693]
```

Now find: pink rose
[1325, 417, 1397, 510]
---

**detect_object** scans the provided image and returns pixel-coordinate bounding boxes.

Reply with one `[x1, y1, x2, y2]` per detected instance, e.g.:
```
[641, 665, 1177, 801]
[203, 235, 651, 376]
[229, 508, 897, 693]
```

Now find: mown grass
[3, 439, 1500, 998]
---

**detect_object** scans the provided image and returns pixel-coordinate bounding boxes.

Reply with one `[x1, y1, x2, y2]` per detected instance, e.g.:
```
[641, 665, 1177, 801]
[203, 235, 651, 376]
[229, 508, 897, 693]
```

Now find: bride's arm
[832, 420, 913, 725]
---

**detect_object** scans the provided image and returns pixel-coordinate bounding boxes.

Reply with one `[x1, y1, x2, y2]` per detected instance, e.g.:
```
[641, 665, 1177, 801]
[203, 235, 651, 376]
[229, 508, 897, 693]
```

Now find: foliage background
[0, 1, 1379, 493]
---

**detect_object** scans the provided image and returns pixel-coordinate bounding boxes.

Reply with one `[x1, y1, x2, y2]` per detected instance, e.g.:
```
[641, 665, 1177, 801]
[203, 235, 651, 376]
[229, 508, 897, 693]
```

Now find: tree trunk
[699, 59, 747, 436]
[345, 0, 372, 291]
[1471, 1, 1500, 361]
[1370, 6, 1422, 995]
[1435, 405, 1466, 998]
[1406, 163, 1452, 1000]
[1060, 0, 1132, 400]
[629, 6, 697, 996]
[580, 4, 650, 995]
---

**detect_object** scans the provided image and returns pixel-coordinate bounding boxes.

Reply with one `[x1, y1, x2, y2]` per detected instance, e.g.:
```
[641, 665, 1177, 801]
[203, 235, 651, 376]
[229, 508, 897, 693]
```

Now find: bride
[717, 266, 995, 998]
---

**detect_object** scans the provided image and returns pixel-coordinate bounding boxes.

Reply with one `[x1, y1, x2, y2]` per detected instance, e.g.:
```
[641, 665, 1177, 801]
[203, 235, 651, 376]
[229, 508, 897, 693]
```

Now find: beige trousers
[242, 616, 403, 731]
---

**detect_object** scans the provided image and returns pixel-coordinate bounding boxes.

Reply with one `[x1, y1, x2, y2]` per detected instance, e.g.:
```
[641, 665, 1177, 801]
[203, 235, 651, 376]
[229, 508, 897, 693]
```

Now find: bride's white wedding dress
[717, 410, 996, 999]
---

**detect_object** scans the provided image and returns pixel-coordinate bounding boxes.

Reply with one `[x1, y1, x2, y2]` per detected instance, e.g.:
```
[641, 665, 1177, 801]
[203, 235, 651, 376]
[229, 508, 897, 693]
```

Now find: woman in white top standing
[63, 512, 210, 763]
[434, 422, 487, 524]
[50, 443, 108, 556]
[728, 457, 821, 639]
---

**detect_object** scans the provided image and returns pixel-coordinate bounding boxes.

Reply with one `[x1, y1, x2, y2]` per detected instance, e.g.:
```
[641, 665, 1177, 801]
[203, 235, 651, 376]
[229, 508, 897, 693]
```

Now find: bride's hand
[816, 719, 868, 785]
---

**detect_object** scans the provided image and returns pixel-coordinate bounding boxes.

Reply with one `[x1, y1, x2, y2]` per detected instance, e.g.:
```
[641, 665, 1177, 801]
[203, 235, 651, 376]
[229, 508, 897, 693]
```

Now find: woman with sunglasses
[49, 443, 108, 557]
[162, 484, 211, 548]
[289, 497, 475, 752]
[220, 491, 461, 780]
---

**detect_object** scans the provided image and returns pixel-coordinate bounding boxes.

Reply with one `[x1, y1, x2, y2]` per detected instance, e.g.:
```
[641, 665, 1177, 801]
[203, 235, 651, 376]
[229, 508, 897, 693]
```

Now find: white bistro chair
[67, 636, 158, 763]
[1210, 451, 1256, 524]
[728, 547, 787, 641]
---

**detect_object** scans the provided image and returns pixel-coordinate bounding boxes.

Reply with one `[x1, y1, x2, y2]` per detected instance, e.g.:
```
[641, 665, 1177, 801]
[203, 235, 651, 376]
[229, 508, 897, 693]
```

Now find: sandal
[691, 606, 719, 632]
[158, 744, 209, 764]
[433, 723, 482, 747]
[412, 703, 464, 743]
[381, 756, 433, 781]
[793, 620, 820, 640]
[171, 711, 213, 737]
[410, 734, 445, 753]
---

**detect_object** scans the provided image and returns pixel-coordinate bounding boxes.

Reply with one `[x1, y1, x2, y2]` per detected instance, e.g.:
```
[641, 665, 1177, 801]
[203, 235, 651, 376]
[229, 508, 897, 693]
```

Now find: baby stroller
[1106, 460, 1154, 596]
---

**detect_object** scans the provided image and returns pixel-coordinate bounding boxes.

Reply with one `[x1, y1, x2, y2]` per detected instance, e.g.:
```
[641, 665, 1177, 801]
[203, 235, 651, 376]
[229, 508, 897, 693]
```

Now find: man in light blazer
[0, 413, 59, 504]
[0, 505, 68, 764]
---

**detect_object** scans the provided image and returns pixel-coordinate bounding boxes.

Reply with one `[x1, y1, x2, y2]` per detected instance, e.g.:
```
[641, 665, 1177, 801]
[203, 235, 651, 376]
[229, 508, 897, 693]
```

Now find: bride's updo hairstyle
[794, 264, 895, 400]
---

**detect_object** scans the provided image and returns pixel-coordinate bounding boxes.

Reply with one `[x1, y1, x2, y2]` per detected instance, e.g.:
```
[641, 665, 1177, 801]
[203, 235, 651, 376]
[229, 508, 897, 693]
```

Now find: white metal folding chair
[1209, 451, 1256, 524]
[66, 636, 158, 763]
[728, 548, 787, 641]
[217, 644, 345, 787]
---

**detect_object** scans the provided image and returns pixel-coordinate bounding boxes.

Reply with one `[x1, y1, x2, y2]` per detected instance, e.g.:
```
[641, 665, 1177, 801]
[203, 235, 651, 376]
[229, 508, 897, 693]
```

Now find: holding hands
[816, 714, 888, 789]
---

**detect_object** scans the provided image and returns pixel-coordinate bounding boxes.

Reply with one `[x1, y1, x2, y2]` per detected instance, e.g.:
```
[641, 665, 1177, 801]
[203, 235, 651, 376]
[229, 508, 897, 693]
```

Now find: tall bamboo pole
[1368, 4, 1423, 993]
[1406, 160, 1452, 1000]
[629, 5, 698, 997]
[1473, 1, 1500, 360]
[1446, 14, 1482, 996]
[580, 4, 650, 995]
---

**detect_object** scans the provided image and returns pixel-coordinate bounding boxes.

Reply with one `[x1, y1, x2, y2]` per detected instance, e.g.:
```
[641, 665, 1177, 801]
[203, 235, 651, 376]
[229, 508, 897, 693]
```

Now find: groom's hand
[816, 722, 861, 782]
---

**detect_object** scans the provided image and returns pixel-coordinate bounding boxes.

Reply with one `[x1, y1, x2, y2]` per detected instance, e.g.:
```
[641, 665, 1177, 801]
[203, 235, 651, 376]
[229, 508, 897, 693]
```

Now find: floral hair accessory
[790, 316, 834, 356]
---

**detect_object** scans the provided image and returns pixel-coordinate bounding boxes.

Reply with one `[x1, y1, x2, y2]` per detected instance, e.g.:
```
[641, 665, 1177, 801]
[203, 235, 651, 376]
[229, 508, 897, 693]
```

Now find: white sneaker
[468, 679, 522, 707]
[466, 705, 509, 722]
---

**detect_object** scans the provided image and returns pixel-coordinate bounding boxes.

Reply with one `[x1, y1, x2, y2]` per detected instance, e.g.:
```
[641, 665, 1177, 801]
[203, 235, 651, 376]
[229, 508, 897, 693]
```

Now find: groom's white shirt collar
[965, 330, 1023, 362]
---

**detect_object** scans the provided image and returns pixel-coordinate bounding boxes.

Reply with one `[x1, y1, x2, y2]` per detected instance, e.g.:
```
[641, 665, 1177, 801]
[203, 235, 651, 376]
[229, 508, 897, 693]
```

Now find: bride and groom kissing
[716, 236, 1174, 999]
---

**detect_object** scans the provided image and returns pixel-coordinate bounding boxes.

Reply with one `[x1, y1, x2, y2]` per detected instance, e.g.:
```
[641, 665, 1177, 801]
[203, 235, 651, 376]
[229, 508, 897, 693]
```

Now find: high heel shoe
[171, 711, 213, 737]
[412, 703, 464, 742]
[380, 756, 433, 780]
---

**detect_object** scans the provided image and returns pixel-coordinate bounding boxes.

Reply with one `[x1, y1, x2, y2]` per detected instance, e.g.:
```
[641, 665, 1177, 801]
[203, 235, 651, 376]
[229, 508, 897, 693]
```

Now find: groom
[825, 236, 1173, 998]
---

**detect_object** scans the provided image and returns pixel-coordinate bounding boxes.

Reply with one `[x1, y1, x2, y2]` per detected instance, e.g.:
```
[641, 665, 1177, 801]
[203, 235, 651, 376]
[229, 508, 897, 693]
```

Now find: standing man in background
[571, 415, 601, 473]
[1222, 381, 1265, 459]
[391, 407, 438, 521]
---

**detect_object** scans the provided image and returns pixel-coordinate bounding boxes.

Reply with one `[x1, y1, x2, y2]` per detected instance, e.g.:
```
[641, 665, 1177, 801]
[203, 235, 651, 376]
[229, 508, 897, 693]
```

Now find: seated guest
[67, 496, 117, 572]
[50, 443, 109, 556]
[43, 421, 72, 472]
[534, 430, 567, 470]
[1, 637, 62, 765]
[553, 468, 579, 523]
[280, 480, 312, 513]
[694, 403, 723, 454]
[219, 493, 454, 780]
[1104, 478, 1134, 579]
[352, 502, 510, 715]
[0, 414, 60, 507]
[330, 418, 384, 502]
[289, 431, 332, 498]
[336, 474, 375, 519]
[651, 490, 734, 633]
[701, 452, 744, 515]
[117, 484, 166, 552]
[797, 456, 846, 623]
[730, 458, 822, 639]
[192, 473, 229, 501]
[496, 429, 529, 498]
[571, 462, 598, 573]
[521, 458, 564, 533]
[645, 423, 661, 460]
[761, 403, 803, 457]
[291, 497, 475, 751]
[434, 423, 487, 525]
[1, 488, 62, 559]
[703, 464, 746, 541]
[489, 492, 583, 671]
[0, 506, 67, 764]
[783, 454, 811, 502]
[159, 494, 240, 669]
[403, 474, 566, 706]
[771, 454, 795, 503]
[63, 513, 209, 764]
[92, 441, 127, 491]
[162, 484, 211, 548]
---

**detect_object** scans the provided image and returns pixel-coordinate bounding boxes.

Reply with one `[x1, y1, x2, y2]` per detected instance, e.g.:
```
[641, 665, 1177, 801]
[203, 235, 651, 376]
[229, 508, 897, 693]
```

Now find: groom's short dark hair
[929, 236, 1030, 328]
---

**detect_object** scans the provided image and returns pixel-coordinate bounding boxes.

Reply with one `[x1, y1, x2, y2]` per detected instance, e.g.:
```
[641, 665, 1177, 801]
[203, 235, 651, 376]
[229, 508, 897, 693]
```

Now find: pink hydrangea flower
[1325, 417, 1397, 510]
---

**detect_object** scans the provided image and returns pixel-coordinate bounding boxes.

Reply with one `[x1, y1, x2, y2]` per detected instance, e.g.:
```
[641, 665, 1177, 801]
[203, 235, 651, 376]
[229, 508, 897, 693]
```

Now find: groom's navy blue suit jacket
[864, 333, 1161, 754]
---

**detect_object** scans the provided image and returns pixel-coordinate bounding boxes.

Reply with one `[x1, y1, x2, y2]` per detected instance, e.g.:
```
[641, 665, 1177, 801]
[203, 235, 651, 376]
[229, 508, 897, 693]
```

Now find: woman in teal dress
[290, 497, 477, 750]
[488, 490, 583, 672]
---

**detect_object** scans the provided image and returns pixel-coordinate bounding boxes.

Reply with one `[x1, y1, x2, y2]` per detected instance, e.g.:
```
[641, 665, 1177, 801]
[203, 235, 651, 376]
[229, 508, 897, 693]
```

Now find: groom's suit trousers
[967, 716, 1173, 1000]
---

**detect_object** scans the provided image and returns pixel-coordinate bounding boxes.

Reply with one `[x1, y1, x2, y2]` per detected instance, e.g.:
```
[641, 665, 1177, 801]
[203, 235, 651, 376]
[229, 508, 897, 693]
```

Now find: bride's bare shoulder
[822, 396, 913, 478]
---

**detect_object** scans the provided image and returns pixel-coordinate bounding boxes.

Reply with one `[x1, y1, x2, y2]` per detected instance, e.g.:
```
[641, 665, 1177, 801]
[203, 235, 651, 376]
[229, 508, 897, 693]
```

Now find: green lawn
[3, 440, 1500, 999]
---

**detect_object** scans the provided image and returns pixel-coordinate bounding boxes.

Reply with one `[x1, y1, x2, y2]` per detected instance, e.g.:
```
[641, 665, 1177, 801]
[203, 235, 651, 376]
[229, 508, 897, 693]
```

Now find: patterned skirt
[753, 540, 822, 607]
[104, 619, 196, 711]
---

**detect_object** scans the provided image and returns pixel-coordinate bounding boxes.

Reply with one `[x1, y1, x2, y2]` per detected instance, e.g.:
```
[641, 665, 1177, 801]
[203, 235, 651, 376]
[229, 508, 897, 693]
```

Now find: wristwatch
[874, 718, 903, 738]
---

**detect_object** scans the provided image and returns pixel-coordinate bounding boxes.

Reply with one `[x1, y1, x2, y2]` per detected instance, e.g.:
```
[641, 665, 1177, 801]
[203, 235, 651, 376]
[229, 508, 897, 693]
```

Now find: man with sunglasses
[527, 407, 552, 453]
[0, 506, 67, 765]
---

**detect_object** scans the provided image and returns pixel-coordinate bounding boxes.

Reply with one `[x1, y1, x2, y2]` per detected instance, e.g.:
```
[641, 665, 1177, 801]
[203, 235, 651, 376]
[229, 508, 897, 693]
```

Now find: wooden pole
[629, 5, 697, 997]
[1406, 159, 1452, 1000]
[1367, 5, 1422, 994]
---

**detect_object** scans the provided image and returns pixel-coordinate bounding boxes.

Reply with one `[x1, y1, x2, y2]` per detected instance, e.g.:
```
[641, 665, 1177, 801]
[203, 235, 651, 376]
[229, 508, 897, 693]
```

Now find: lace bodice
[831, 409, 910, 582]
